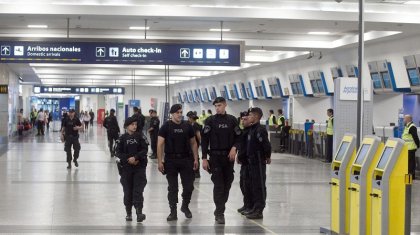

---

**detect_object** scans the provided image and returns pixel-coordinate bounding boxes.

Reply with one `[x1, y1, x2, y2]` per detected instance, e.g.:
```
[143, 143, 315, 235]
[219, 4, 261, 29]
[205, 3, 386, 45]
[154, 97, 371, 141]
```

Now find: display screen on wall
[381, 72, 392, 89]
[407, 68, 420, 86]
[317, 80, 325, 93]
[310, 80, 319, 93]
[371, 73, 383, 89]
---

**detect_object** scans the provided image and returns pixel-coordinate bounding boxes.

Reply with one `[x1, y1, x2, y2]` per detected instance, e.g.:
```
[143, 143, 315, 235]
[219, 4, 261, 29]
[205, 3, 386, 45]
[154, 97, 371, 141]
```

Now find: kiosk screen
[371, 73, 382, 89]
[354, 144, 371, 165]
[377, 147, 394, 169]
[335, 141, 350, 162]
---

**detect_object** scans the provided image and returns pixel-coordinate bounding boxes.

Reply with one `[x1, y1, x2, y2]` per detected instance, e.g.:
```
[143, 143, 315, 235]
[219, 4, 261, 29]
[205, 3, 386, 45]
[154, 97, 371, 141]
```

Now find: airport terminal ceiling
[1, 0, 420, 86]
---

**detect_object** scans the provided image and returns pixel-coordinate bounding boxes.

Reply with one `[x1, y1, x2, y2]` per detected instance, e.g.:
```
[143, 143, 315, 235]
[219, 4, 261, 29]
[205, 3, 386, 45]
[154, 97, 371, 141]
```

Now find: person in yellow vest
[402, 115, 419, 179]
[198, 110, 208, 126]
[267, 110, 276, 127]
[275, 109, 286, 152]
[275, 109, 285, 131]
[325, 109, 334, 163]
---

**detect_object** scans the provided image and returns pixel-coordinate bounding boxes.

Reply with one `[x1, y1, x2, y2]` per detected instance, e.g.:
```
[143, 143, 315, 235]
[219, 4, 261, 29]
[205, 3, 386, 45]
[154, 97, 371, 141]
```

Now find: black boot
[246, 209, 263, 219]
[167, 206, 177, 221]
[181, 202, 192, 218]
[136, 207, 146, 223]
[67, 162, 71, 169]
[237, 206, 247, 213]
[241, 208, 255, 216]
[215, 214, 225, 224]
[125, 207, 132, 221]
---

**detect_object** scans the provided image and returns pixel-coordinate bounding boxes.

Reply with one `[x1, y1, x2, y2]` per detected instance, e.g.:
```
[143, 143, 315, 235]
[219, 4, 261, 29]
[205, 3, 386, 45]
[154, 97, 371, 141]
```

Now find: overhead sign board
[33, 86, 125, 95]
[0, 40, 242, 66]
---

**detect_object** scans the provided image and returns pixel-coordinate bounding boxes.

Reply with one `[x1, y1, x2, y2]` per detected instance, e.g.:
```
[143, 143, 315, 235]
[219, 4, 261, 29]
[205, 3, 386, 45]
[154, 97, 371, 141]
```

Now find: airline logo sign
[339, 78, 371, 101]
[0, 41, 241, 66]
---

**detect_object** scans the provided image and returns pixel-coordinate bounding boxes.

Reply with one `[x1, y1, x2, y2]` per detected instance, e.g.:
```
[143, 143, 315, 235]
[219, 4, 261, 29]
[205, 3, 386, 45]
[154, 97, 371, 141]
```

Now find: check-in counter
[374, 126, 396, 143]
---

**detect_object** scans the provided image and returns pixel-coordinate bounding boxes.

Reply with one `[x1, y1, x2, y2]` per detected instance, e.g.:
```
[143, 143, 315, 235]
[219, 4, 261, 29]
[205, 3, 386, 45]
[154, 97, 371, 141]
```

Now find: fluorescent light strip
[129, 26, 150, 30]
[209, 28, 231, 32]
[28, 25, 48, 28]
[405, 0, 420, 4]
[308, 32, 331, 35]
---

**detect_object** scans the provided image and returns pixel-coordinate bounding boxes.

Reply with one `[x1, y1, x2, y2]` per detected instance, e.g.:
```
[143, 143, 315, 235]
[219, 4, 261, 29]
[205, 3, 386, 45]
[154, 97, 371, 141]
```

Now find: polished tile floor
[1, 126, 420, 234]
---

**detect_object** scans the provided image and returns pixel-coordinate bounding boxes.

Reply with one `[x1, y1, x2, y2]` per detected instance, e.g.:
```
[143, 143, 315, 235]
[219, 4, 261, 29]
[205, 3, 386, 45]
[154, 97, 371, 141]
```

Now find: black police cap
[170, 104, 182, 114]
[213, 96, 226, 105]
[68, 108, 75, 113]
[110, 109, 115, 113]
[249, 107, 263, 117]
[124, 116, 137, 128]
[186, 111, 199, 119]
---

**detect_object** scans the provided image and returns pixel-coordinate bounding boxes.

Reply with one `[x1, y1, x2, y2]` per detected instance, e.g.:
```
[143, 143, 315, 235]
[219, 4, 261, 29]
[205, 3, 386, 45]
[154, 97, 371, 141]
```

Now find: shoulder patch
[234, 126, 242, 136]
[203, 125, 211, 134]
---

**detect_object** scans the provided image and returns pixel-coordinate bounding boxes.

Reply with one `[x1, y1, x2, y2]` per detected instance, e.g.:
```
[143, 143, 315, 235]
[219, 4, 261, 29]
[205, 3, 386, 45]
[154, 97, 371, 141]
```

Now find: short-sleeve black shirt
[62, 117, 82, 137]
[158, 120, 194, 154]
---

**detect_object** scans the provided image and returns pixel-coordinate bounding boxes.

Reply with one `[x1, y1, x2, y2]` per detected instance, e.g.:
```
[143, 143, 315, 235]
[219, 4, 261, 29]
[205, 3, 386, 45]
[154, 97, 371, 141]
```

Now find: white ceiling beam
[1, 4, 420, 24]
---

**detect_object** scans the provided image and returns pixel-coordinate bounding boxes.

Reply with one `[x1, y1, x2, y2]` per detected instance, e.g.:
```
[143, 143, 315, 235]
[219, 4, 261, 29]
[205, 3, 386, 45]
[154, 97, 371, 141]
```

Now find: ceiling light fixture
[308, 32, 331, 35]
[405, 0, 420, 4]
[129, 26, 150, 30]
[28, 25, 48, 28]
[209, 28, 231, 32]
[249, 49, 267, 52]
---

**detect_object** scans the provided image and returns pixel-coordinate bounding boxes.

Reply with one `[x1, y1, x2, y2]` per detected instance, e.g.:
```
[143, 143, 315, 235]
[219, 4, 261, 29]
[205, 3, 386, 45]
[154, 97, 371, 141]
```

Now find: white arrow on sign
[1, 46, 10, 55]
[96, 47, 105, 57]
[180, 48, 190, 58]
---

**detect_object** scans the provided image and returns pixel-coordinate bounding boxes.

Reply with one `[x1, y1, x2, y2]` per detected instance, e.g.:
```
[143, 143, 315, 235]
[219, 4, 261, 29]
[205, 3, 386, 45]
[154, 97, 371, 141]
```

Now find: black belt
[210, 150, 230, 155]
[165, 153, 190, 159]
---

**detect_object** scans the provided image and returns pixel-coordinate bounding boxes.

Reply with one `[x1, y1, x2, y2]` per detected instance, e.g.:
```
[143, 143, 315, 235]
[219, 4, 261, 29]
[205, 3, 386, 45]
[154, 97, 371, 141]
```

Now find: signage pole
[67, 18, 70, 38]
[144, 19, 148, 40]
[220, 21, 224, 41]
[356, 0, 365, 149]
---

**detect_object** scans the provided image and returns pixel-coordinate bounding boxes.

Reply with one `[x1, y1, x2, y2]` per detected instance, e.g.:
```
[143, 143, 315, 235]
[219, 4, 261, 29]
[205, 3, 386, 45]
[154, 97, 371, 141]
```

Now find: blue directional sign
[0, 40, 242, 66]
[33, 86, 125, 94]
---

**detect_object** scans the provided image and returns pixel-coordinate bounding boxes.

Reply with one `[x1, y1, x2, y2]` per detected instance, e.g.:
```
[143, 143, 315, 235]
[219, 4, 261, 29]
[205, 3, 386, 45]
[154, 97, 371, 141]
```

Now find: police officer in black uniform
[103, 109, 120, 157]
[244, 107, 271, 219]
[115, 117, 148, 223]
[132, 107, 145, 134]
[147, 109, 160, 159]
[237, 110, 254, 215]
[60, 109, 83, 169]
[157, 104, 199, 221]
[202, 97, 242, 224]
[186, 111, 202, 178]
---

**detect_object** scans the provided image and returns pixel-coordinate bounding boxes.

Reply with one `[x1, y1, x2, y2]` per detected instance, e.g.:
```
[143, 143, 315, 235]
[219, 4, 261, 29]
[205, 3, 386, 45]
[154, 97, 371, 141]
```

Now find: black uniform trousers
[165, 157, 194, 207]
[64, 135, 81, 163]
[249, 160, 267, 212]
[240, 163, 253, 209]
[409, 149, 417, 179]
[107, 132, 119, 155]
[120, 165, 147, 209]
[209, 153, 234, 216]
[150, 132, 158, 155]
[326, 134, 333, 162]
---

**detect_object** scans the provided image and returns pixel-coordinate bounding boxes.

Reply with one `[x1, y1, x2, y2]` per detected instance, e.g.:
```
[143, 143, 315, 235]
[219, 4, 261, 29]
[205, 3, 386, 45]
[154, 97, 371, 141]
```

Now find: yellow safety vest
[198, 114, 208, 126]
[327, 116, 334, 135]
[402, 122, 418, 150]
[268, 114, 275, 126]
[277, 115, 285, 126]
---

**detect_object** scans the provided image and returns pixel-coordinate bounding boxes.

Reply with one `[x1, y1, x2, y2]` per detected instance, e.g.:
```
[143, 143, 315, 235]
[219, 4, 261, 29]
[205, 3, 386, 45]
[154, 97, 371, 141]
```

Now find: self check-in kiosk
[349, 136, 384, 235]
[329, 134, 357, 234]
[371, 138, 412, 235]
